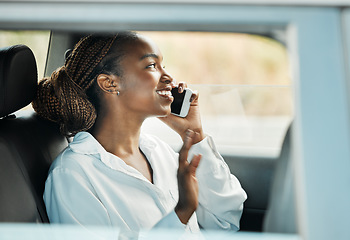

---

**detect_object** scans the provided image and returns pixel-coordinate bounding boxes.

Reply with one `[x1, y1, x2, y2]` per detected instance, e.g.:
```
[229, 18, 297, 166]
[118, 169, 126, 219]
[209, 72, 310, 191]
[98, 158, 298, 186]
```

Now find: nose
[162, 78, 176, 88]
[160, 69, 174, 85]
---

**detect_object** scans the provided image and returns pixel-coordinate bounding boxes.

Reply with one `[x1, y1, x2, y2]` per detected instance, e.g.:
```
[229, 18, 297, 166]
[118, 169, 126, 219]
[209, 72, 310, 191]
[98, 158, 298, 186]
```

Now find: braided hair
[32, 32, 138, 136]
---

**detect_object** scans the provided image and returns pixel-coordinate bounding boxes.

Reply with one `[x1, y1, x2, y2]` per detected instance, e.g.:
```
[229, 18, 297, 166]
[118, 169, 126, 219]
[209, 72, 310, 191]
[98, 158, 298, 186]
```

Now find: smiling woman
[30, 32, 247, 232]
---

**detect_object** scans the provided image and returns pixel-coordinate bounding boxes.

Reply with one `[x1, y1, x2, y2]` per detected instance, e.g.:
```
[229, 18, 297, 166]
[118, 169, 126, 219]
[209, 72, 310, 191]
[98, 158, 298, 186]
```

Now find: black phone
[170, 87, 193, 118]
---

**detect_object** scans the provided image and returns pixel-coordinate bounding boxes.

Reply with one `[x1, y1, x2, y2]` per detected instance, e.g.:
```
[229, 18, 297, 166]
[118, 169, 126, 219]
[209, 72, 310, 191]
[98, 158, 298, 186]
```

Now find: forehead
[124, 35, 162, 61]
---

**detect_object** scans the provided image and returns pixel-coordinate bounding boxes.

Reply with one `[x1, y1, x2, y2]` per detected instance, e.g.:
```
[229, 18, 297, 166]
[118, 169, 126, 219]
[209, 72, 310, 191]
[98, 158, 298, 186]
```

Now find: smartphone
[171, 87, 193, 118]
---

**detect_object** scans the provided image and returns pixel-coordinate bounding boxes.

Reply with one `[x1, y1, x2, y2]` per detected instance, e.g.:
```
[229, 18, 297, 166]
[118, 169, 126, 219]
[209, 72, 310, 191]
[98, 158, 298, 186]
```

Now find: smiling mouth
[156, 90, 173, 101]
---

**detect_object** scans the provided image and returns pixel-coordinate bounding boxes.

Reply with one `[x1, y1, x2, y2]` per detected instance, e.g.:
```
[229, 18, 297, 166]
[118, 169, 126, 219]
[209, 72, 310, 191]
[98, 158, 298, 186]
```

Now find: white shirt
[44, 132, 247, 232]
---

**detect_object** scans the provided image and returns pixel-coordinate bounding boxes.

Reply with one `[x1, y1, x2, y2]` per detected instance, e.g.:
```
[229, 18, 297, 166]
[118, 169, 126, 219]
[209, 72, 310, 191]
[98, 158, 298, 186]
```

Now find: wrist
[175, 205, 195, 224]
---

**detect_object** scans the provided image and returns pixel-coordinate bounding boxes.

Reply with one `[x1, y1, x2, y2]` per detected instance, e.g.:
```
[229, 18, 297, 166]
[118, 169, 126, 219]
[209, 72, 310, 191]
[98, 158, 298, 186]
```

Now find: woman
[32, 32, 247, 232]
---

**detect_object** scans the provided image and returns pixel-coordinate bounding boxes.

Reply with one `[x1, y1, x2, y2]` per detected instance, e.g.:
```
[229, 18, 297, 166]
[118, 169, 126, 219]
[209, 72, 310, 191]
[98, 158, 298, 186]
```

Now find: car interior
[0, 31, 294, 233]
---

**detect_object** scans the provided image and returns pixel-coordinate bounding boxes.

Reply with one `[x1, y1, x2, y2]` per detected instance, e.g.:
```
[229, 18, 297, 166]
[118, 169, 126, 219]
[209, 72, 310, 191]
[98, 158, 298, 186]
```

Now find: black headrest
[0, 45, 37, 118]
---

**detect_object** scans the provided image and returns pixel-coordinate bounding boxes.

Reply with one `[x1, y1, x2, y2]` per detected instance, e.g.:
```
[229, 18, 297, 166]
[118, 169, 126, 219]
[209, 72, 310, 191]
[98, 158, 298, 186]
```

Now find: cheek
[122, 78, 157, 102]
[123, 70, 159, 89]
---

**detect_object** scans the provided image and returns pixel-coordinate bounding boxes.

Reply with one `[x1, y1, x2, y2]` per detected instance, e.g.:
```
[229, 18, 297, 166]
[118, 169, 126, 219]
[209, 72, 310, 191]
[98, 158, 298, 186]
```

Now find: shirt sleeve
[188, 136, 247, 231]
[44, 168, 112, 226]
[153, 210, 185, 229]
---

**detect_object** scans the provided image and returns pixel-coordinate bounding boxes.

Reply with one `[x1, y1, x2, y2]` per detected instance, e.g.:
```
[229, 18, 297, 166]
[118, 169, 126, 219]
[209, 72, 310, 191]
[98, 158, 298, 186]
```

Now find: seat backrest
[0, 45, 68, 223]
[263, 124, 297, 233]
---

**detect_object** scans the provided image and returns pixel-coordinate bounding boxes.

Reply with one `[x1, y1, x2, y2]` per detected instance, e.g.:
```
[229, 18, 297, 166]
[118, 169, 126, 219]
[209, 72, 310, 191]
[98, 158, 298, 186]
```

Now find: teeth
[156, 90, 172, 96]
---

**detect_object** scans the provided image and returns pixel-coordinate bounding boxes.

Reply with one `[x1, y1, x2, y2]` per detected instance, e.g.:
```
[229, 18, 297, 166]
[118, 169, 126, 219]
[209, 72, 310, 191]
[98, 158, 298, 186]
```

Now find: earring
[117, 90, 120, 96]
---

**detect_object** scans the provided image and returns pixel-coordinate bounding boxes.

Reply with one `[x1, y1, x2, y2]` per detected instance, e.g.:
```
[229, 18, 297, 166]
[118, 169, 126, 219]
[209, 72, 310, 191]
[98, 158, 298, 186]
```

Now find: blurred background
[141, 31, 293, 156]
[0, 30, 293, 156]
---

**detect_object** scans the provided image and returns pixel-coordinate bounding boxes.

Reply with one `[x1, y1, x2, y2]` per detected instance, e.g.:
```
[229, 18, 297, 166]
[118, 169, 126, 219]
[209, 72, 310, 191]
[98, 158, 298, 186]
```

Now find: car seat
[0, 45, 68, 223]
[263, 124, 297, 233]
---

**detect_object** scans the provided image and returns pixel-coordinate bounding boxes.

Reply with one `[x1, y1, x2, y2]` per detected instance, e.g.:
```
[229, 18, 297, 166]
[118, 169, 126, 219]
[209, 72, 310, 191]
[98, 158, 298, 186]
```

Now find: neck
[90, 110, 145, 157]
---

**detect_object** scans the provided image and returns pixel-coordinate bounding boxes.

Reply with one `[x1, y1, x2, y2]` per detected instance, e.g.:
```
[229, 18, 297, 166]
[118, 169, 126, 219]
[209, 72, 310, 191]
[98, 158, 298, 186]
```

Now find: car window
[0, 30, 50, 80]
[140, 31, 293, 157]
[0, 30, 292, 157]
[0, 30, 50, 111]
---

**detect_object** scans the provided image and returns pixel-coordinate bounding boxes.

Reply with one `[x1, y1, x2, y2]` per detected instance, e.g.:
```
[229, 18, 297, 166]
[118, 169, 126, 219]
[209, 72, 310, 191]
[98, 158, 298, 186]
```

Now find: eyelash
[146, 63, 165, 69]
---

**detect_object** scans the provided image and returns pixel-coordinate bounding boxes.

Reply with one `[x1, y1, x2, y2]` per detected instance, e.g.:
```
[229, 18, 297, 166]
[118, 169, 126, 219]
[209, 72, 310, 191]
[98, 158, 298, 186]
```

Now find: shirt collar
[69, 132, 103, 155]
[68, 131, 157, 170]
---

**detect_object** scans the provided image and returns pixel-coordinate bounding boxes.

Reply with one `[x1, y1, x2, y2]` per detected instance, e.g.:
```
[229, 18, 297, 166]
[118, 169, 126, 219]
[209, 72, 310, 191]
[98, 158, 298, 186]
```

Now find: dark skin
[90, 34, 205, 224]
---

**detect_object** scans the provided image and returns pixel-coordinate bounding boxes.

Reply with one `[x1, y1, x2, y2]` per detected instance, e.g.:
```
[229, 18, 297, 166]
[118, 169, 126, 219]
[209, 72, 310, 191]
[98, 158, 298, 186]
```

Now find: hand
[175, 130, 202, 224]
[158, 82, 205, 144]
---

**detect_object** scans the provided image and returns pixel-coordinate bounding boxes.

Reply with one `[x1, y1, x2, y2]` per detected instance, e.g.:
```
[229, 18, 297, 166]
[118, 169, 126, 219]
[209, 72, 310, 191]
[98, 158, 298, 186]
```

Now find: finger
[190, 90, 199, 103]
[178, 82, 187, 93]
[179, 129, 194, 165]
[189, 154, 202, 176]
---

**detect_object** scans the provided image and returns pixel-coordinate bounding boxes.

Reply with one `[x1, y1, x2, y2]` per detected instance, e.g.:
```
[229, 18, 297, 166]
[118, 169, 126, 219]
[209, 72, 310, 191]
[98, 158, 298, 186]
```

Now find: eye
[146, 63, 156, 69]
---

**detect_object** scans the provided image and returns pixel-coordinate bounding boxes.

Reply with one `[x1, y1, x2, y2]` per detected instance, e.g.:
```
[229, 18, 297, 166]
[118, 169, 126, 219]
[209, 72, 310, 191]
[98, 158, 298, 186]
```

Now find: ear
[97, 74, 120, 94]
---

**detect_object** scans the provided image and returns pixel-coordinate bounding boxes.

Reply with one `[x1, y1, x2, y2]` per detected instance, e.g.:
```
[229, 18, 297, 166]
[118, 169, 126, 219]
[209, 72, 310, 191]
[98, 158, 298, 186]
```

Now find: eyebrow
[140, 53, 159, 61]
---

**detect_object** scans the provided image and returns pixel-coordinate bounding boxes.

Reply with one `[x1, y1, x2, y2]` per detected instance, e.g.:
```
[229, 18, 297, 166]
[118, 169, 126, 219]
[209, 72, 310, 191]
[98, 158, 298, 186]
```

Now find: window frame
[1, 2, 350, 239]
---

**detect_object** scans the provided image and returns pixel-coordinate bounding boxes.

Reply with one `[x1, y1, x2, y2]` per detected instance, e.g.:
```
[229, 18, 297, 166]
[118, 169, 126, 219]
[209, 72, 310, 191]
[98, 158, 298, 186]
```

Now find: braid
[65, 35, 116, 90]
[32, 33, 131, 136]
